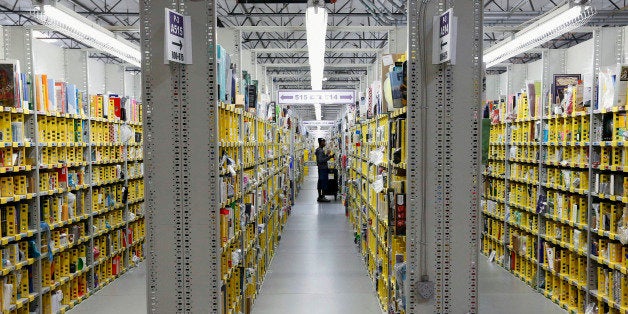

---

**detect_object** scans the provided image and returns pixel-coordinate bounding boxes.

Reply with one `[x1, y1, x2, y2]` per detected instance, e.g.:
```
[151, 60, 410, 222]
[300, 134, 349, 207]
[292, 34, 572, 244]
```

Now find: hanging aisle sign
[303, 120, 337, 127]
[432, 8, 457, 64]
[277, 89, 355, 105]
[164, 8, 193, 64]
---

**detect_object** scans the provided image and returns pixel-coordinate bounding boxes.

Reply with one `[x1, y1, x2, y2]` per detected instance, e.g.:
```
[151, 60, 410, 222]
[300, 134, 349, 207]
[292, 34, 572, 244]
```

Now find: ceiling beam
[271, 73, 364, 78]
[250, 47, 383, 53]
[228, 13, 405, 18]
[233, 25, 395, 32]
[262, 63, 372, 68]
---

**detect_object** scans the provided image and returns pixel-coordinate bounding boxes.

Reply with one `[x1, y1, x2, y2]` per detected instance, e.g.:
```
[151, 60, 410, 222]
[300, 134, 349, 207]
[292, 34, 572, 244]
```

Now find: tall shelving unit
[482, 27, 628, 314]
[346, 105, 408, 313]
[0, 27, 144, 313]
[218, 103, 304, 313]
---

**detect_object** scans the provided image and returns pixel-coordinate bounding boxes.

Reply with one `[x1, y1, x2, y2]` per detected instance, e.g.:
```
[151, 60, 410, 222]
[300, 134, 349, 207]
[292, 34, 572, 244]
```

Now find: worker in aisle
[315, 138, 333, 202]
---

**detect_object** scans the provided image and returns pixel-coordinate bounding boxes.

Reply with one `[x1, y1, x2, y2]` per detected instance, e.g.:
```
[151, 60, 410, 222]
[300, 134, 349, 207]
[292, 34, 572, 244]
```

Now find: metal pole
[406, 0, 482, 312]
[141, 0, 221, 312]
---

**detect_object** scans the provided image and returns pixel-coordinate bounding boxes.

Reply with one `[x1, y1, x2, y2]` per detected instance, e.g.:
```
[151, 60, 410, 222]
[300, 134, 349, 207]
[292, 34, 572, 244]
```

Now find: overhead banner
[303, 120, 337, 127]
[278, 89, 355, 105]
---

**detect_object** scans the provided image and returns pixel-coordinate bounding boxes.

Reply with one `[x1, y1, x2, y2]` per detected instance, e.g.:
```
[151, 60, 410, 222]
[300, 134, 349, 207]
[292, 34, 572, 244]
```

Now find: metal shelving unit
[482, 26, 628, 313]
[0, 27, 144, 313]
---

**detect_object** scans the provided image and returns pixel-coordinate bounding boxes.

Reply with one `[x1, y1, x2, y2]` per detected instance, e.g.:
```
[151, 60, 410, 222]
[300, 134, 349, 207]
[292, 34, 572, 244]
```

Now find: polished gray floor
[478, 255, 564, 314]
[70, 262, 146, 313]
[250, 175, 382, 314]
[70, 172, 566, 314]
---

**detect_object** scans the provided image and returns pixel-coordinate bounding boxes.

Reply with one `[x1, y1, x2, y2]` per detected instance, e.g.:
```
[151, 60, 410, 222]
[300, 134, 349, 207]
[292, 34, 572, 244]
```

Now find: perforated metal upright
[406, 1, 482, 312]
[141, 0, 221, 313]
[3, 26, 43, 313]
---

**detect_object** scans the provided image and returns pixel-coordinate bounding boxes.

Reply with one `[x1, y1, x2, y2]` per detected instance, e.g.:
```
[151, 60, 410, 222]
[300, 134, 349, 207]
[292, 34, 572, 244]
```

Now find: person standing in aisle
[316, 138, 333, 202]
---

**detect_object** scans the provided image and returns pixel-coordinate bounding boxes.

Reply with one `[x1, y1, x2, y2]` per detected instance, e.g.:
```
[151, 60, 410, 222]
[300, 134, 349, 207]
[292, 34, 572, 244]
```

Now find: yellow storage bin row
[510, 209, 538, 234]
[489, 122, 506, 144]
[0, 112, 26, 144]
[128, 178, 145, 202]
[92, 185, 123, 214]
[510, 121, 537, 143]
[509, 182, 537, 212]
[545, 115, 590, 144]
[483, 199, 505, 219]
[37, 116, 86, 144]
[545, 145, 588, 167]
[0, 175, 29, 197]
[484, 177, 505, 201]
[92, 146, 123, 163]
[545, 167, 588, 192]
[543, 269, 586, 313]
[89, 121, 121, 144]
[546, 191, 588, 226]
[510, 162, 537, 183]
[0, 204, 29, 238]
[40, 192, 87, 225]
[0, 146, 28, 169]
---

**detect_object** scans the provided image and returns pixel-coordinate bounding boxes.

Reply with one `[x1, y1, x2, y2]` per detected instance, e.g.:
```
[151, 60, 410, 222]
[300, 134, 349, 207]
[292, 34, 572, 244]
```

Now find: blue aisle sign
[432, 8, 457, 64]
[165, 9, 193, 64]
[277, 90, 355, 105]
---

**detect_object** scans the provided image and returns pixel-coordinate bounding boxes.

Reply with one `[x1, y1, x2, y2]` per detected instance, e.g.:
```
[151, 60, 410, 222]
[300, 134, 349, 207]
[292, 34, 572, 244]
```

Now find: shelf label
[277, 89, 355, 105]
[165, 9, 193, 64]
[432, 8, 457, 64]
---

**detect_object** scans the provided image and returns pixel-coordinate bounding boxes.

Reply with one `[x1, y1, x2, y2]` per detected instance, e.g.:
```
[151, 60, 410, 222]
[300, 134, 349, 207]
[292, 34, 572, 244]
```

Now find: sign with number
[164, 9, 193, 64]
[277, 90, 355, 105]
[303, 120, 337, 127]
[432, 8, 457, 64]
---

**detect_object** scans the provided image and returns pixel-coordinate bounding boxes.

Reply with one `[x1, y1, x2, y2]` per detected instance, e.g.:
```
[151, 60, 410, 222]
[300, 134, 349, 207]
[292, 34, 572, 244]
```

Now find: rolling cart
[324, 168, 339, 200]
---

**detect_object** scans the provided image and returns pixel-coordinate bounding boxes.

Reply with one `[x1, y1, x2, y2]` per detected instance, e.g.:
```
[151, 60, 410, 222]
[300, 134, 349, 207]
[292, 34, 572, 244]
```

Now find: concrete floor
[71, 173, 566, 314]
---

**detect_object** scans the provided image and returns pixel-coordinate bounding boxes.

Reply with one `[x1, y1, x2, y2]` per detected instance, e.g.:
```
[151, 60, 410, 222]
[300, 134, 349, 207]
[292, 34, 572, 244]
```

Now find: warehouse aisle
[478, 255, 565, 313]
[69, 169, 566, 314]
[70, 263, 146, 313]
[251, 170, 382, 314]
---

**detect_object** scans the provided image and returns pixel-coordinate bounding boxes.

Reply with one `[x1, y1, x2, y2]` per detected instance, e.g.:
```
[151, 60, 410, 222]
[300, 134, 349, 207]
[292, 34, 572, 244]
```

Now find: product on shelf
[345, 86, 408, 312]
[482, 55, 628, 313]
[0, 65, 145, 313]
[217, 100, 305, 313]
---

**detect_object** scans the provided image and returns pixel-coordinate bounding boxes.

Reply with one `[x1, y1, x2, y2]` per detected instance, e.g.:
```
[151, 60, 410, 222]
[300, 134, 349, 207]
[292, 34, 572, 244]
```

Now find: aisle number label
[165, 9, 193, 64]
[303, 120, 337, 127]
[432, 8, 457, 64]
[277, 90, 355, 105]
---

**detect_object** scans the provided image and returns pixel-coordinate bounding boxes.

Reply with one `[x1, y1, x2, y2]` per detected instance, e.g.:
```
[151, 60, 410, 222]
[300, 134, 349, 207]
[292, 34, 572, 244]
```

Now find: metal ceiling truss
[0, 0, 625, 73]
[251, 47, 383, 53]
[256, 52, 377, 64]
[271, 73, 363, 79]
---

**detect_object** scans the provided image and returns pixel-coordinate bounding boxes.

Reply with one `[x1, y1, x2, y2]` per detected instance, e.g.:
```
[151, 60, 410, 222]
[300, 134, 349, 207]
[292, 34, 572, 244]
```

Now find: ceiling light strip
[306, 4, 328, 121]
[34, 4, 141, 67]
[484, 4, 596, 68]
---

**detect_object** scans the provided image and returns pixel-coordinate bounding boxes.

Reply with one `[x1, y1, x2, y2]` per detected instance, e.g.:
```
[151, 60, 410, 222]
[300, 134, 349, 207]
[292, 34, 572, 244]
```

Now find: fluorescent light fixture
[314, 103, 322, 121]
[34, 4, 141, 66]
[306, 4, 328, 120]
[484, 3, 595, 68]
